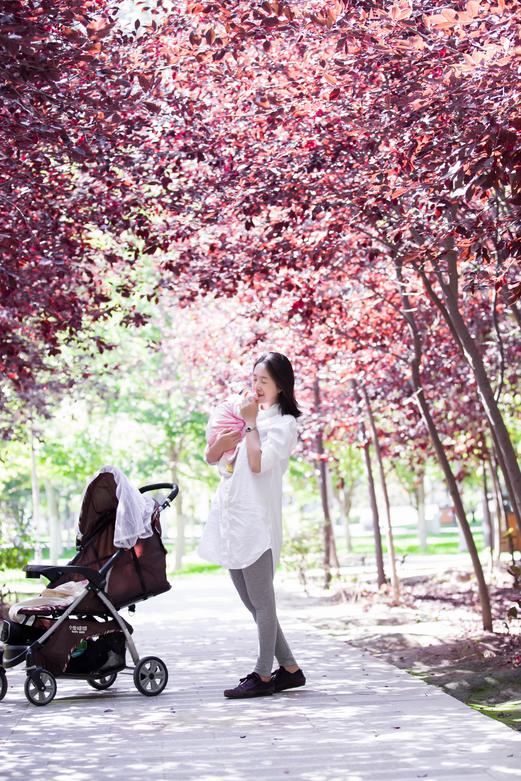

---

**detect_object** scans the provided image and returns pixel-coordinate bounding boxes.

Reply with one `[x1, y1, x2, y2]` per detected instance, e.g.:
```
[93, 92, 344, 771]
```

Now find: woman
[198, 351, 306, 699]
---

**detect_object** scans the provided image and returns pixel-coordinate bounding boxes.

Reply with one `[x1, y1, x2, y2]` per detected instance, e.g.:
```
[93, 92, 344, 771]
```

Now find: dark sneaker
[224, 672, 275, 699]
[271, 666, 306, 692]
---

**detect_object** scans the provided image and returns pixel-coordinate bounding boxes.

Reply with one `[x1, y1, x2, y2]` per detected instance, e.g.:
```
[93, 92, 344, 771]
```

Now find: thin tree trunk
[45, 480, 62, 565]
[481, 464, 494, 555]
[351, 380, 386, 588]
[503, 287, 521, 330]
[170, 450, 184, 571]
[313, 378, 339, 589]
[361, 386, 400, 601]
[326, 467, 341, 571]
[395, 258, 493, 631]
[488, 425, 521, 534]
[63, 499, 74, 548]
[416, 472, 428, 552]
[449, 309, 521, 530]
[364, 442, 386, 589]
[489, 449, 508, 554]
[30, 425, 42, 563]
[344, 495, 353, 553]
[337, 478, 354, 554]
[317, 439, 333, 590]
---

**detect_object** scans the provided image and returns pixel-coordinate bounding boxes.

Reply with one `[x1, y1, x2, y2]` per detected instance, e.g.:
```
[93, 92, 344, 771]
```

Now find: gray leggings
[229, 548, 297, 677]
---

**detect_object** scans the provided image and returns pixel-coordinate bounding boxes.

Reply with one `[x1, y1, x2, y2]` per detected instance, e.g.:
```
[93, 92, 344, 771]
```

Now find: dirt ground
[279, 562, 521, 731]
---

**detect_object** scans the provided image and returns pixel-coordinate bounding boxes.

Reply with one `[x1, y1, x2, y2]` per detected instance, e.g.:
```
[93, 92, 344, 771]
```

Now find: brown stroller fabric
[53, 472, 171, 612]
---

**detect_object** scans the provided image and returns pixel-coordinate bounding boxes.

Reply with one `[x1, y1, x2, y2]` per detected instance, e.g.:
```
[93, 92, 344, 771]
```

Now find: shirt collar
[257, 402, 281, 420]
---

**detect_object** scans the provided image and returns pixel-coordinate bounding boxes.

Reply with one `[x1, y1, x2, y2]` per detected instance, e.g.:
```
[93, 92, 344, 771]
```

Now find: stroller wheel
[0, 668, 7, 702]
[134, 656, 168, 697]
[87, 673, 118, 690]
[24, 670, 57, 707]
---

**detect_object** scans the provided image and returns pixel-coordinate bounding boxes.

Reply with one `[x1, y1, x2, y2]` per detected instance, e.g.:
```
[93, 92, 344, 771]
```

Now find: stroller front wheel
[87, 673, 118, 690]
[24, 670, 57, 707]
[134, 656, 168, 697]
[0, 668, 7, 701]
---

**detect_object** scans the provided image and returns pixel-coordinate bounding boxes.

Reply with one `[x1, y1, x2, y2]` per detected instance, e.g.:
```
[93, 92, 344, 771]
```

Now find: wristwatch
[245, 425, 257, 433]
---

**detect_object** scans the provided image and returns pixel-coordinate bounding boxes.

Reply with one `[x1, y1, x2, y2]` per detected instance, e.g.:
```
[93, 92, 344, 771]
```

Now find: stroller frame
[0, 481, 179, 706]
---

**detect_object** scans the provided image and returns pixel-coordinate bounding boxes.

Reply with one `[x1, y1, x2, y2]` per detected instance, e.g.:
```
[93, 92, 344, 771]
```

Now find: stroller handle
[139, 482, 179, 510]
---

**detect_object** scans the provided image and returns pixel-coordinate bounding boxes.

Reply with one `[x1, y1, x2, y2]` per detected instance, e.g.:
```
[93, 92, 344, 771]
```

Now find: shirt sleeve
[258, 416, 298, 474]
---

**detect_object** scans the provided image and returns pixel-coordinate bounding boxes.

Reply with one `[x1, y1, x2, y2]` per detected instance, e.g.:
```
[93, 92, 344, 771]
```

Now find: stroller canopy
[78, 466, 156, 550]
[68, 466, 171, 610]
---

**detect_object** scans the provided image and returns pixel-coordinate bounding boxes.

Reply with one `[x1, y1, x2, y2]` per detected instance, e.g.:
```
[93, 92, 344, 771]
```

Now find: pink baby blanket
[206, 395, 246, 463]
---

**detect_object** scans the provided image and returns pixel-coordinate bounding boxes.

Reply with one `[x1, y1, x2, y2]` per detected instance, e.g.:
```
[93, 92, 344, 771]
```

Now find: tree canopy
[1, 2, 519, 616]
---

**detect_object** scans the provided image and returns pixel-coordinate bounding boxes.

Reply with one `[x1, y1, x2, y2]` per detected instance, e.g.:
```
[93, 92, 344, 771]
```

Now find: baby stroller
[0, 467, 179, 706]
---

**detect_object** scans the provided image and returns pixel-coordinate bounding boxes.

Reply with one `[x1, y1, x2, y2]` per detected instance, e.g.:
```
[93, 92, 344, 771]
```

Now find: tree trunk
[395, 258, 493, 631]
[45, 480, 62, 565]
[481, 464, 494, 555]
[343, 491, 353, 554]
[364, 442, 386, 589]
[170, 451, 184, 571]
[416, 472, 428, 552]
[318, 446, 333, 590]
[30, 425, 42, 563]
[503, 287, 521, 330]
[447, 303, 521, 531]
[489, 450, 507, 555]
[326, 467, 341, 571]
[313, 378, 340, 589]
[337, 478, 354, 554]
[351, 380, 386, 587]
[63, 498, 74, 548]
[488, 425, 521, 534]
[361, 386, 400, 601]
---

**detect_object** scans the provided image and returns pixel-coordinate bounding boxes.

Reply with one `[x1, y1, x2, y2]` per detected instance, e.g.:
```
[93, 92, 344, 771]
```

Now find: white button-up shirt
[198, 402, 298, 573]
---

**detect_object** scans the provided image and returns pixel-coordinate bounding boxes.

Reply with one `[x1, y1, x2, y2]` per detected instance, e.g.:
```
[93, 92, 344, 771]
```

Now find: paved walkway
[2, 572, 521, 780]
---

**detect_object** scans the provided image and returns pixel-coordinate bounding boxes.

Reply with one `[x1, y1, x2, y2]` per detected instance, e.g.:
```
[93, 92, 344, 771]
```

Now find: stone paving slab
[1, 571, 521, 780]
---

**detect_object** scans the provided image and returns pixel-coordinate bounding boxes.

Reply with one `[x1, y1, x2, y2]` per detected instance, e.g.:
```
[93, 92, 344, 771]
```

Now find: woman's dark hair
[253, 352, 302, 418]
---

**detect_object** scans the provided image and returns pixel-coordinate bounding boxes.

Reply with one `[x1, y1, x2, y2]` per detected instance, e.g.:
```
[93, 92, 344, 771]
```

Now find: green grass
[13, 529, 487, 563]
[344, 532, 486, 557]
[470, 701, 521, 730]
[168, 563, 221, 576]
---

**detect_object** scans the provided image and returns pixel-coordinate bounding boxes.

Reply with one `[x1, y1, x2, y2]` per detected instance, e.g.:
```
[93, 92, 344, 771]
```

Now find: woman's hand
[205, 428, 242, 465]
[215, 428, 242, 452]
[239, 394, 259, 426]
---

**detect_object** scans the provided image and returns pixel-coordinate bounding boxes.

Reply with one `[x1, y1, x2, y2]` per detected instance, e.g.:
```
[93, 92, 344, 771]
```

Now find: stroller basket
[65, 632, 126, 676]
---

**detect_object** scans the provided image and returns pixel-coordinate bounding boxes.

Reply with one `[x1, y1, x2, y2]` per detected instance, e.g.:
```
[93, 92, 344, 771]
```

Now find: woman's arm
[244, 427, 262, 473]
[244, 417, 299, 474]
[205, 442, 221, 466]
[254, 417, 298, 474]
[205, 429, 242, 465]
[239, 395, 261, 473]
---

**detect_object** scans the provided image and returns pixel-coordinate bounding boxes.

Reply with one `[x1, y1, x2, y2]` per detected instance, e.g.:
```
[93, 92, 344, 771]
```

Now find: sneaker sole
[224, 689, 275, 699]
[274, 680, 306, 693]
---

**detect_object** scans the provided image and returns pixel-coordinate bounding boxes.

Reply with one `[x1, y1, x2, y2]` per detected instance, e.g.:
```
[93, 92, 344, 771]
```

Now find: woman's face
[252, 362, 279, 408]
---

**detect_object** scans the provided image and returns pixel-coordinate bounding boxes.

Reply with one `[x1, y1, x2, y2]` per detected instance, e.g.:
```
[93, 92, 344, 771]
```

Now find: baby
[206, 394, 247, 474]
